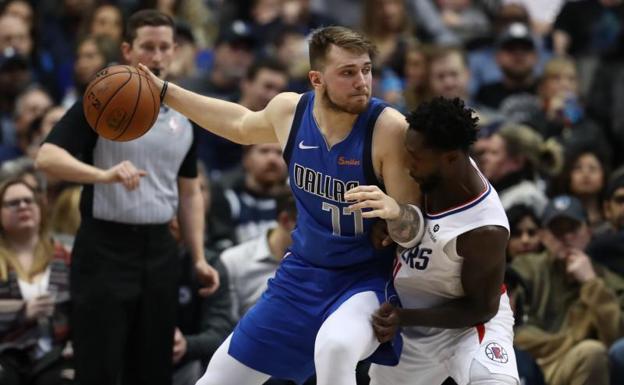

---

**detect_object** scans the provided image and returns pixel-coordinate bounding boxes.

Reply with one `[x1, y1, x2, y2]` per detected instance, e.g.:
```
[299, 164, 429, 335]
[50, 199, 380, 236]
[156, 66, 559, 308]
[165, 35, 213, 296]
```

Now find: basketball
[83, 65, 160, 142]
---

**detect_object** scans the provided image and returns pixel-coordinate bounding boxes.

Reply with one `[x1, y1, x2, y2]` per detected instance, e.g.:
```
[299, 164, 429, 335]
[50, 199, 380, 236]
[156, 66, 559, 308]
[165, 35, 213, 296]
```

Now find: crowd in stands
[1, 0, 624, 384]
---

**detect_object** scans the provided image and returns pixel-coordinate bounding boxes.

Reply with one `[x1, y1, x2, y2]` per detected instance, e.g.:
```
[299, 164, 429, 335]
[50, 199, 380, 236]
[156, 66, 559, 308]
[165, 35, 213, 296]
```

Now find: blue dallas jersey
[283, 92, 390, 268]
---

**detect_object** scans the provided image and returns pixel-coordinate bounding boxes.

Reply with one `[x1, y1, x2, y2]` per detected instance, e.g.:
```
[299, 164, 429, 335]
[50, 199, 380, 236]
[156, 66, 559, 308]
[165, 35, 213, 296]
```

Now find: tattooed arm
[387, 204, 425, 248]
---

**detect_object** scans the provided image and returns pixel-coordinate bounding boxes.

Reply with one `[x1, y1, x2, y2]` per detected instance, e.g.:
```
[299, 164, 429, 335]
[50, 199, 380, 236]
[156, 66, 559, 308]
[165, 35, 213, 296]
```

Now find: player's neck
[312, 98, 358, 147]
[428, 158, 484, 212]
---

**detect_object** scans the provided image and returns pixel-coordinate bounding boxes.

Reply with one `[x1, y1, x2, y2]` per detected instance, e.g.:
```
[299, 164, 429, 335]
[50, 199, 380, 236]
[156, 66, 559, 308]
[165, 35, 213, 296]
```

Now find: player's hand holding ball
[83, 64, 161, 141]
[137, 63, 166, 101]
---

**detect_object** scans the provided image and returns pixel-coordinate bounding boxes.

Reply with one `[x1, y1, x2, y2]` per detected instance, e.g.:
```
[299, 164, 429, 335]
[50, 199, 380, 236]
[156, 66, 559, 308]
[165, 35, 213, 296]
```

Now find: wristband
[160, 80, 169, 102]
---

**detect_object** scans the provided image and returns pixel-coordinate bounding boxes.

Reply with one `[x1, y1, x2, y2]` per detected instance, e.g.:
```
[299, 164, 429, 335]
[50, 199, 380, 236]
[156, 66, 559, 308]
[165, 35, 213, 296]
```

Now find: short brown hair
[308, 26, 377, 70]
[124, 9, 175, 44]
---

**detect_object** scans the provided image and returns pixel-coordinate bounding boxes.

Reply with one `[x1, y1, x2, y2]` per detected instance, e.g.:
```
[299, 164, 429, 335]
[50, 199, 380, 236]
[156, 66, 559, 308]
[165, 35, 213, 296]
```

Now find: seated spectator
[400, 41, 430, 113]
[588, 170, 624, 275]
[479, 123, 561, 214]
[0, 86, 53, 163]
[208, 143, 288, 248]
[169, 216, 233, 385]
[512, 195, 624, 385]
[506, 203, 543, 261]
[525, 56, 611, 160]
[0, 178, 72, 385]
[61, 34, 119, 108]
[550, 148, 610, 233]
[221, 191, 296, 321]
[435, 0, 490, 46]
[220, 192, 315, 385]
[475, 22, 540, 119]
[81, 4, 124, 44]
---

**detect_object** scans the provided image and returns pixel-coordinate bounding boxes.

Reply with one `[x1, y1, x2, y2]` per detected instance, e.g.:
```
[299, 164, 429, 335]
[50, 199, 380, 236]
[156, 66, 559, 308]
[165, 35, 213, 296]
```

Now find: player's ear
[121, 41, 132, 63]
[309, 70, 323, 88]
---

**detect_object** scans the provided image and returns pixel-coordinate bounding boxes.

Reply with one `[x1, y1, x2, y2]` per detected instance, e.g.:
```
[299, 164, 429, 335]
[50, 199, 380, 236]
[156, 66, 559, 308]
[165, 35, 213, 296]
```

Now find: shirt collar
[252, 227, 277, 263]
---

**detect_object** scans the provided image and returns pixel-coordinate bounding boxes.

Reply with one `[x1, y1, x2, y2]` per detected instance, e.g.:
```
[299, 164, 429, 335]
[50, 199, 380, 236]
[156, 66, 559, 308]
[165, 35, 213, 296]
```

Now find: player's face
[404, 129, 443, 193]
[123, 25, 175, 79]
[313, 45, 372, 114]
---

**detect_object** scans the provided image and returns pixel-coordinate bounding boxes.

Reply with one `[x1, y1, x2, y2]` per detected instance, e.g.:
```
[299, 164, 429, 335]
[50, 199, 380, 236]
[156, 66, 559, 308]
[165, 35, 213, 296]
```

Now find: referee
[35, 10, 219, 385]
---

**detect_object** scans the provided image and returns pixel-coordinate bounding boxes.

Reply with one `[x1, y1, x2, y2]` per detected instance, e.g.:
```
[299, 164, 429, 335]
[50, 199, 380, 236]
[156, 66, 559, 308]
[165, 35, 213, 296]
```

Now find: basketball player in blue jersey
[138, 26, 426, 385]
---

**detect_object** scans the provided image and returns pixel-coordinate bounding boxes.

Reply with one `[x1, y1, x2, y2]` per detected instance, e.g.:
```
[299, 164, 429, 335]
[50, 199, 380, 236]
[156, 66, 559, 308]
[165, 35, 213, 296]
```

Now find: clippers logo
[485, 342, 509, 363]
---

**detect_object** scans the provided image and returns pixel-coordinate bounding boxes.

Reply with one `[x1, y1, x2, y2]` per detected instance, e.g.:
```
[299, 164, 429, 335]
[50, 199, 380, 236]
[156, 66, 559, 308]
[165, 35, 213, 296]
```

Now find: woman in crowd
[0, 179, 71, 385]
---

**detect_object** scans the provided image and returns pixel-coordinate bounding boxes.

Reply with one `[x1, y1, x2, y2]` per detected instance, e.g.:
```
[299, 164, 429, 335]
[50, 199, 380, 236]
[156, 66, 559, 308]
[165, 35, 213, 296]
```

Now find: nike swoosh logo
[298, 140, 319, 150]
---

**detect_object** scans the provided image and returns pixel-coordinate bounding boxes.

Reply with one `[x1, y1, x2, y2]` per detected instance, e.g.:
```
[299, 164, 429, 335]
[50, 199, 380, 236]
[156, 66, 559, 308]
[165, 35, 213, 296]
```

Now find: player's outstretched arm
[374, 226, 507, 340]
[137, 64, 297, 146]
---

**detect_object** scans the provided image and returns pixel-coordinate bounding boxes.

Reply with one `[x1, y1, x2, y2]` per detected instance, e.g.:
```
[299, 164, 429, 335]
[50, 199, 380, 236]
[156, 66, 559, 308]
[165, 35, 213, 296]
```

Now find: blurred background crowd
[1, 0, 624, 385]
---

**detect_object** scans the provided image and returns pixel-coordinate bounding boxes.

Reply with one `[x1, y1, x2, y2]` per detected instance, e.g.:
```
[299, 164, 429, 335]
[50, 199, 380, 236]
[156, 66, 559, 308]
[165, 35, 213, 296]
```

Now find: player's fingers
[346, 185, 378, 195]
[137, 169, 148, 177]
[361, 209, 385, 219]
[381, 235, 394, 247]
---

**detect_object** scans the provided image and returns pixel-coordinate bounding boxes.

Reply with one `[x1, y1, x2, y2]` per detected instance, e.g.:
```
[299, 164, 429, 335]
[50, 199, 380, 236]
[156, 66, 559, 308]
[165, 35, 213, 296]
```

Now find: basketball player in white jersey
[346, 97, 520, 385]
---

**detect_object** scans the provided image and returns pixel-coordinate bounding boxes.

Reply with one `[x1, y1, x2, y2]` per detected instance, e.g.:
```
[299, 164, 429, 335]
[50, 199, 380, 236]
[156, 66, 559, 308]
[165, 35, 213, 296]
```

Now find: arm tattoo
[387, 204, 420, 244]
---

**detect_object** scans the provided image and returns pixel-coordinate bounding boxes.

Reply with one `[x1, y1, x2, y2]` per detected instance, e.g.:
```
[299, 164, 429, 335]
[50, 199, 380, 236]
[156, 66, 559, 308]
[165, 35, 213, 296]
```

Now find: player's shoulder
[375, 105, 408, 136]
[266, 92, 301, 115]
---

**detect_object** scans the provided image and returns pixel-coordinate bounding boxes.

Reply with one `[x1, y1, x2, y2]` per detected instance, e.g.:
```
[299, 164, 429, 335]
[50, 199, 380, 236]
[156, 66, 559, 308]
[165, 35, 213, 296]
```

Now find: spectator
[427, 45, 470, 102]
[506, 203, 543, 261]
[525, 56, 611, 159]
[435, 0, 491, 46]
[271, 25, 309, 93]
[401, 41, 429, 113]
[0, 178, 72, 385]
[587, 170, 624, 275]
[170, 216, 233, 385]
[209, 143, 288, 248]
[500, 0, 565, 37]
[0, 86, 53, 163]
[221, 191, 296, 321]
[82, 4, 125, 44]
[587, 30, 624, 166]
[475, 22, 539, 114]
[550, 148, 610, 233]
[199, 59, 289, 178]
[0, 14, 35, 145]
[35, 10, 219, 385]
[362, 0, 416, 78]
[180, 20, 256, 99]
[168, 21, 200, 84]
[280, 0, 337, 34]
[479, 123, 561, 214]
[138, 0, 217, 49]
[61, 34, 120, 108]
[220, 191, 316, 385]
[512, 195, 624, 385]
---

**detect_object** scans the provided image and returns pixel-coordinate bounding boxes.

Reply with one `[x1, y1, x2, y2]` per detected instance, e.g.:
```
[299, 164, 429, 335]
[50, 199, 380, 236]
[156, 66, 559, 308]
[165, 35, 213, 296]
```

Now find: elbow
[475, 300, 500, 325]
[34, 145, 51, 172]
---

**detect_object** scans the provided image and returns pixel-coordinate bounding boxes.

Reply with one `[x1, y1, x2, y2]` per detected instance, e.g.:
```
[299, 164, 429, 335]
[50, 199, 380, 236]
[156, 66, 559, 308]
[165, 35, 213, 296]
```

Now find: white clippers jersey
[370, 163, 519, 385]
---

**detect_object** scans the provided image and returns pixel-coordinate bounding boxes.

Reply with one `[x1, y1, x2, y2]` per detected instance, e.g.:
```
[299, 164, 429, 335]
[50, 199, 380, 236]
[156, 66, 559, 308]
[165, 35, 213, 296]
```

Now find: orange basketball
[83, 65, 160, 142]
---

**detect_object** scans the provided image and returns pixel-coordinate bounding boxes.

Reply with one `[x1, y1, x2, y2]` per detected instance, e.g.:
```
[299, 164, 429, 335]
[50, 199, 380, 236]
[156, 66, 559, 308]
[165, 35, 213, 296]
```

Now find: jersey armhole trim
[283, 92, 311, 165]
[363, 103, 388, 189]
